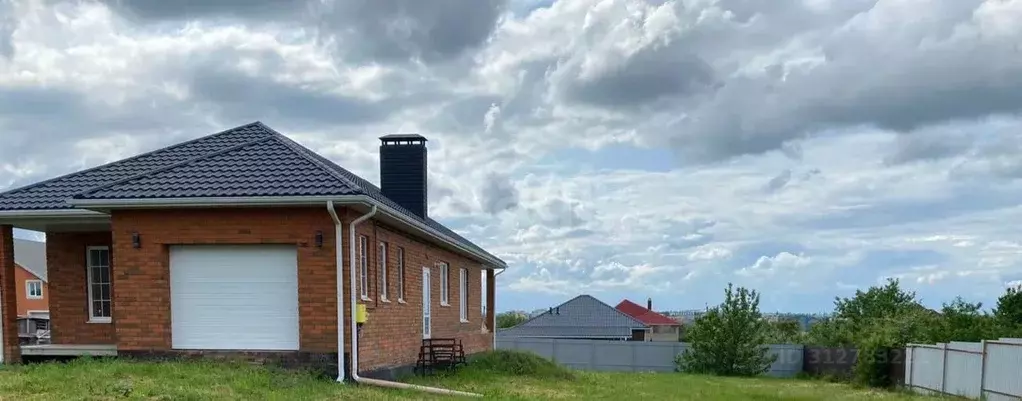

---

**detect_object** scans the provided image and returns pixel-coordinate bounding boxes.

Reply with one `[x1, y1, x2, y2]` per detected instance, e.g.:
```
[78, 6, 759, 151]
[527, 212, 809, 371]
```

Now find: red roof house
[616, 298, 681, 342]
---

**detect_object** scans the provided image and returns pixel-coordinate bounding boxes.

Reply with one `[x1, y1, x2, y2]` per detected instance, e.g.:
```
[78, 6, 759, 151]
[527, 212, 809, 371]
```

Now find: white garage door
[170, 245, 299, 350]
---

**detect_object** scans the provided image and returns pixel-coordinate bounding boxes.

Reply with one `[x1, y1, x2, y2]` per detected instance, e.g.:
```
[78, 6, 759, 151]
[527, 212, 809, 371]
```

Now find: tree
[994, 285, 1022, 335]
[934, 297, 995, 342]
[676, 283, 777, 376]
[496, 312, 527, 329]
[766, 318, 803, 344]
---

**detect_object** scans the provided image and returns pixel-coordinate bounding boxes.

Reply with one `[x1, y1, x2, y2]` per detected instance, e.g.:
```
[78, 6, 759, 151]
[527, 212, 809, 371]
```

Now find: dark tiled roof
[77, 137, 359, 199]
[0, 122, 501, 265]
[499, 295, 648, 339]
[616, 299, 681, 326]
[0, 124, 271, 210]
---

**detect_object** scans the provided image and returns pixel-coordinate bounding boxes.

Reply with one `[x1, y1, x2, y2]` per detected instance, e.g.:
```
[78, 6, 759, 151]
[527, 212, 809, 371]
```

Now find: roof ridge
[600, 296, 649, 327]
[256, 124, 364, 193]
[509, 294, 588, 329]
[0, 122, 268, 198]
[72, 136, 276, 199]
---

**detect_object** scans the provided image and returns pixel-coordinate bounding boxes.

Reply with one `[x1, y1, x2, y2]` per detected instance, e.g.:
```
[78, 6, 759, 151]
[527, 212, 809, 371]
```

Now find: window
[397, 247, 406, 302]
[378, 241, 389, 301]
[87, 246, 112, 323]
[26, 280, 43, 299]
[358, 236, 368, 300]
[459, 268, 468, 322]
[480, 273, 487, 318]
[439, 262, 449, 305]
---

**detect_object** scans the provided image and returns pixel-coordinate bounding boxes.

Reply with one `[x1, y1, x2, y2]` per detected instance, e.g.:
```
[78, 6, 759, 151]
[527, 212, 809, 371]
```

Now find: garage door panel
[170, 245, 299, 351]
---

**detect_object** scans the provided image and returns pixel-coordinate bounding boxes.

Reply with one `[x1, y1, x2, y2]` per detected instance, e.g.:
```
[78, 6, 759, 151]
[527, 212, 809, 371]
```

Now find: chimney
[379, 134, 428, 218]
[647, 298, 652, 311]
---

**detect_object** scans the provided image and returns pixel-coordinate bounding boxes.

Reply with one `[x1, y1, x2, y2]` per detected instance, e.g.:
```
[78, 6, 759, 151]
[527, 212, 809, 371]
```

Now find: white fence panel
[496, 337, 803, 377]
[906, 338, 1022, 400]
[983, 340, 1022, 401]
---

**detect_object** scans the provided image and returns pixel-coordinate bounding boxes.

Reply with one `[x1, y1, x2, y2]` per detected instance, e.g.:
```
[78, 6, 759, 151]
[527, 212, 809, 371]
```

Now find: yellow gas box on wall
[356, 304, 368, 324]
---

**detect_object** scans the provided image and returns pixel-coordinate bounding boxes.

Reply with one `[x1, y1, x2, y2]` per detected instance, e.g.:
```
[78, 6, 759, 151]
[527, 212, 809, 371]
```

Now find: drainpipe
[492, 267, 507, 350]
[326, 201, 346, 383]
[345, 204, 481, 398]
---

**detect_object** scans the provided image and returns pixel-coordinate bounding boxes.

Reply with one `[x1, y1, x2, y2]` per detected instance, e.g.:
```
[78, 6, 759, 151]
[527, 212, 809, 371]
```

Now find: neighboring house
[0, 122, 507, 379]
[616, 298, 682, 342]
[498, 295, 649, 341]
[12, 239, 48, 318]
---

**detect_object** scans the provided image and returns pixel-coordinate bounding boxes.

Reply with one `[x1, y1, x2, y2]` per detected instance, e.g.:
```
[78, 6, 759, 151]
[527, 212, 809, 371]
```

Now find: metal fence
[905, 338, 1022, 400]
[495, 337, 804, 377]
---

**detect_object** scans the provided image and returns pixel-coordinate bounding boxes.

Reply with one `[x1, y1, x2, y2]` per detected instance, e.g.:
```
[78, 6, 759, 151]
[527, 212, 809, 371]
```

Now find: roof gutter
[66, 195, 506, 269]
[492, 267, 507, 351]
[325, 201, 346, 384]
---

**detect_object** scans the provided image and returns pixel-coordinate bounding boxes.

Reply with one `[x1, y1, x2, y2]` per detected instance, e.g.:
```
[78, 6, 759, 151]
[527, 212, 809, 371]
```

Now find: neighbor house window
[459, 268, 468, 322]
[378, 241, 389, 301]
[397, 247, 405, 302]
[439, 262, 449, 305]
[26, 280, 43, 299]
[359, 236, 368, 300]
[87, 246, 112, 323]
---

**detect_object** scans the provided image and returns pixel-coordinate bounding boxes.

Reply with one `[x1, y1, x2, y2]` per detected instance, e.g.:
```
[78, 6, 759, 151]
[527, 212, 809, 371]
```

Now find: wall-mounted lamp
[131, 232, 141, 249]
[314, 231, 324, 248]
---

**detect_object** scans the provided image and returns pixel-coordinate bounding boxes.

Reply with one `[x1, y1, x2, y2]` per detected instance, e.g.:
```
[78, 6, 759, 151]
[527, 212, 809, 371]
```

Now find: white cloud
[3, 0, 1022, 312]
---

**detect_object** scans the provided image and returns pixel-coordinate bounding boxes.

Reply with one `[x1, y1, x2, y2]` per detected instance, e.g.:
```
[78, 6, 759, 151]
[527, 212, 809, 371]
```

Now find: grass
[0, 354, 943, 401]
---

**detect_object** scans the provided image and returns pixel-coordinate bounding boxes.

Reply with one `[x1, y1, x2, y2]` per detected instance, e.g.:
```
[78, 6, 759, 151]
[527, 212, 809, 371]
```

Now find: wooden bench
[415, 338, 467, 376]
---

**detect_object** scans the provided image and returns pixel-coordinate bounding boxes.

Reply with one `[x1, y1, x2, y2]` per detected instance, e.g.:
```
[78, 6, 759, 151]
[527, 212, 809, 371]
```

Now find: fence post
[906, 346, 913, 388]
[979, 340, 987, 398]
[940, 343, 948, 394]
[551, 339, 559, 363]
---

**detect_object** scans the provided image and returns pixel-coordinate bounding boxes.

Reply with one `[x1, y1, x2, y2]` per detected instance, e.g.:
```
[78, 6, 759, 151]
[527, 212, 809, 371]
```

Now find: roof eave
[0, 209, 108, 218]
[67, 195, 508, 269]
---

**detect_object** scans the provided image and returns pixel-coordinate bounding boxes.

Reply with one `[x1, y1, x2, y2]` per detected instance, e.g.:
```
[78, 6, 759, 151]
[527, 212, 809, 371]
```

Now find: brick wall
[39, 206, 493, 374]
[47, 231, 115, 344]
[110, 208, 337, 351]
[14, 264, 48, 316]
[0, 225, 20, 362]
[347, 211, 493, 372]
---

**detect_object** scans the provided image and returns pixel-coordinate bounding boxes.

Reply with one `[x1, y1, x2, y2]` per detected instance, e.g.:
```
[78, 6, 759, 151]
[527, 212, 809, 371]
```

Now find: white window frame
[459, 268, 468, 323]
[397, 247, 406, 303]
[378, 241, 389, 302]
[25, 280, 43, 299]
[359, 236, 369, 300]
[439, 262, 450, 306]
[86, 246, 112, 323]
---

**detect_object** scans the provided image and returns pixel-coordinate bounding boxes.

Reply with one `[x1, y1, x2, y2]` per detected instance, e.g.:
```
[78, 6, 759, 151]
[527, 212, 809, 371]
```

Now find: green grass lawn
[0, 357, 939, 401]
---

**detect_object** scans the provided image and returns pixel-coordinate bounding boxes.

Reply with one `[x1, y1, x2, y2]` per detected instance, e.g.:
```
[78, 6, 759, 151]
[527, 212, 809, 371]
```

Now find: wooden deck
[20, 344, 117, 357]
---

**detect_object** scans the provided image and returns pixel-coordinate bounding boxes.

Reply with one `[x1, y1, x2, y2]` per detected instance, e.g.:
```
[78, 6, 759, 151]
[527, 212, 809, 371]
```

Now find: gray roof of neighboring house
[499, 295, 649, 339]
[0, 122, 500, 266]
[13, 239, 46, 282]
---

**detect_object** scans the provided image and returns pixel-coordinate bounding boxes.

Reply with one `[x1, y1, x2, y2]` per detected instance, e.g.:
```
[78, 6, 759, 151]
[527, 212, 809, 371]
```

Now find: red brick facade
[47, 231, 115, 344]
[2, 207, 491, 374]
[348, 210, 492, 372]
[110, 208, 339, 352]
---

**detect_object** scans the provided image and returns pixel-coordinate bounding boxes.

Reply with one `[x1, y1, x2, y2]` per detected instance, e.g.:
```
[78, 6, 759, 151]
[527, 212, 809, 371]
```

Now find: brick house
[0, 122, 506, 379]
[615, 298, 682, 342]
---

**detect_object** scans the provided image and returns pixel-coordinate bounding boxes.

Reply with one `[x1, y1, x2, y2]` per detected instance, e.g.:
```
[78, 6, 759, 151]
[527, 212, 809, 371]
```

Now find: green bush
[852, 335, 894, 388]
[676, 283, 777, 376]
[469, 350, 576, 380]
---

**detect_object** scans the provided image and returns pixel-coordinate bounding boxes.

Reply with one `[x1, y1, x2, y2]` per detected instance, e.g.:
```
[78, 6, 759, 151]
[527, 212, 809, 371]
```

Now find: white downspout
[326, 201, 346, 383]
[345, 204, 481, 397]
[492, 267, 507, 350]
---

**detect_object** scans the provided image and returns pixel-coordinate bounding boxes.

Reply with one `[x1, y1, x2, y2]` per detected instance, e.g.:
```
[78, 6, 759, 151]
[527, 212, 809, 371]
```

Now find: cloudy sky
[3, 0, 1022, 314]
